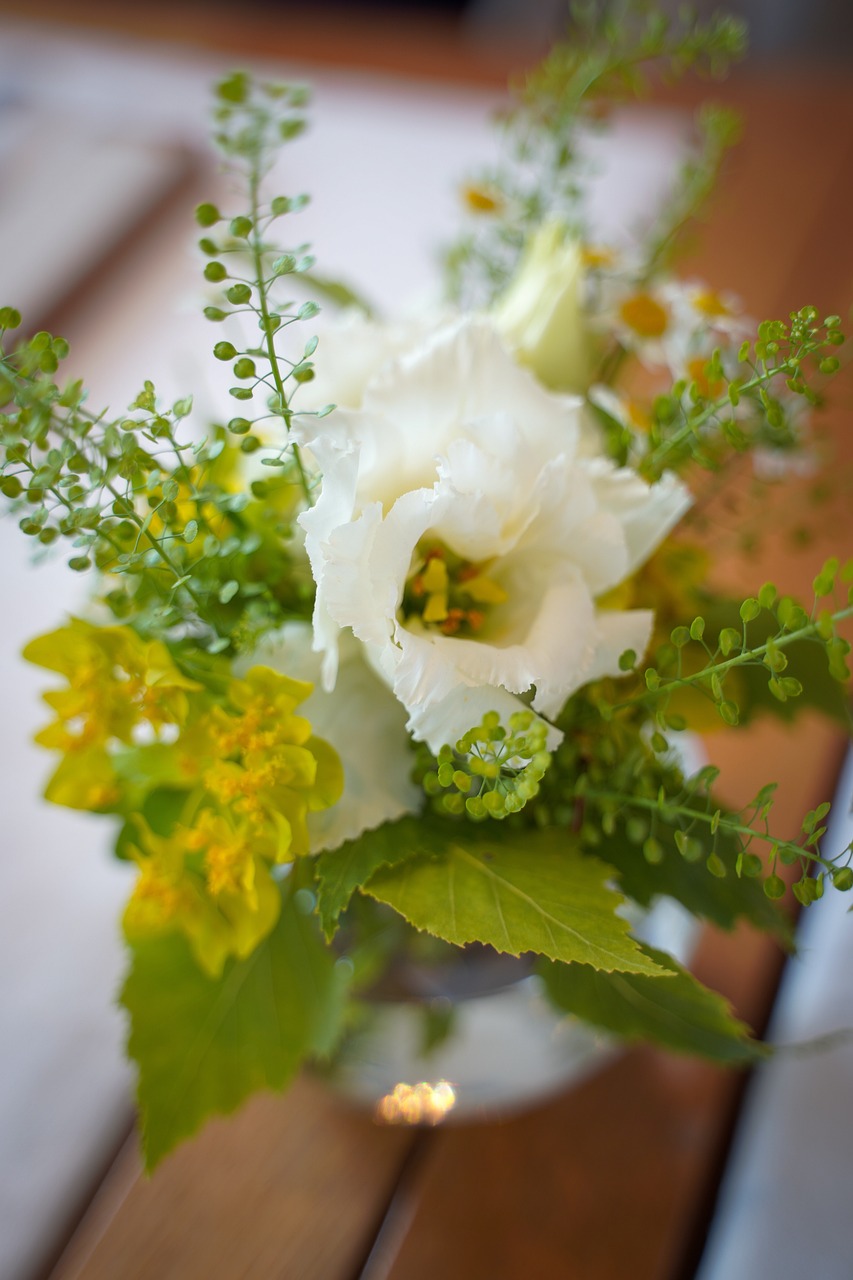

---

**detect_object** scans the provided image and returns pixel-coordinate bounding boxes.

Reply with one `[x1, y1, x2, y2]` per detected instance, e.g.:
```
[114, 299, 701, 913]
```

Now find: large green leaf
[540, 945, 766, 1063]
[123, 882, 348, 1171]
[363, 821, 666, 976]
[315, 820, 421, 939]
[593, 818, 793, 945]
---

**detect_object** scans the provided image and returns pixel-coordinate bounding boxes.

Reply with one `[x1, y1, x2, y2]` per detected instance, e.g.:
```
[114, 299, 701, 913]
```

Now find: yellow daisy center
[619, 293, 669, 338]
[692, 289, 732, 318]
[462, 183, 504, 215]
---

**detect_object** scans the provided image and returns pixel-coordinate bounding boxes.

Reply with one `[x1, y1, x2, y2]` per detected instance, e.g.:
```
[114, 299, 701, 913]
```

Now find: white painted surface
[698, 746, 853, 1280]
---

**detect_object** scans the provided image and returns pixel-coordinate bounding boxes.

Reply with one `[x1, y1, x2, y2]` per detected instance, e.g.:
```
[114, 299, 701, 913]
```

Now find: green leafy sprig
[578, 767, 853, 908]
[0, 319, 313, 649]
[194, 71, 335, 496]
[621, 560, 853, 726]
[0, 73, 327, 653]
[444, 2, 746, 305]
[639, 308, 846, 480]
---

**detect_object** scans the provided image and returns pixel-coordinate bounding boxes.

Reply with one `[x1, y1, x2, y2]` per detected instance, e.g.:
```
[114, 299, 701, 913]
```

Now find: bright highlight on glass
[375, 1080, 457, 1125]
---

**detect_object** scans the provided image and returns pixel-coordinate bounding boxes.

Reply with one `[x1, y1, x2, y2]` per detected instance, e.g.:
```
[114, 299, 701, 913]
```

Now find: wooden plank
[51, 1077, 417, 1280]
[0, 1, 531, 88]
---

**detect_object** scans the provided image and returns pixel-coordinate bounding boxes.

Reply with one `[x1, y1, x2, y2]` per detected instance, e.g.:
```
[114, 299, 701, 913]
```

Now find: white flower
[292, 306, 453, 414]
[594, 274, 748, 377]
[241, 624, 421, 852]
[298, 316, 690, 752]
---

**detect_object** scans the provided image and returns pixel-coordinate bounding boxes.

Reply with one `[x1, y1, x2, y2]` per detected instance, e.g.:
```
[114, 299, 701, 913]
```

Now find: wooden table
[5, 9, 850, 1278]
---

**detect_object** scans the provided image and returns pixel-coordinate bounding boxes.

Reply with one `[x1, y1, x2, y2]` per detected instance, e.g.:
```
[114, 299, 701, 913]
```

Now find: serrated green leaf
[315, 818, 422, 938]
[539, 945, 766, 1063]
[123, 881, 348, 1171]
[363, 821, 666, 975]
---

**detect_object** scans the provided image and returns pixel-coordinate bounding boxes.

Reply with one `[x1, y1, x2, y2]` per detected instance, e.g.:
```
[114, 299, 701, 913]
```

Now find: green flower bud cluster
[420, 710, 552, 821]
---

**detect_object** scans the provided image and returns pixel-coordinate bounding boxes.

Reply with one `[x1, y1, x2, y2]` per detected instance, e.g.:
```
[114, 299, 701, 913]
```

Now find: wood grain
[51, 1077, 417, 1280]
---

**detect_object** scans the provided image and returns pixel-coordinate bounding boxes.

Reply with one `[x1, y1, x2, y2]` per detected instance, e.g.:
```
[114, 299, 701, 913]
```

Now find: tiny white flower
[298, 316, 690, 753]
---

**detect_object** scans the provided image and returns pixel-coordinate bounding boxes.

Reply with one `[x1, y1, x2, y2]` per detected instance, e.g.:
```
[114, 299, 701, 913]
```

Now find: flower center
[619, 292, 669, 338]
[692, 289, 732, 319]
[402, 542, 507, 637]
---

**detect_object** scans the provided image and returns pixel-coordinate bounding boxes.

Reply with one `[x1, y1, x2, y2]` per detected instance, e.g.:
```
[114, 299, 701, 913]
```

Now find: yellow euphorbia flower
[122, 665, 344, 972]
[25, 619, 200, 752]
[123, 819, 281, 978]
[24, 619, 201, 811]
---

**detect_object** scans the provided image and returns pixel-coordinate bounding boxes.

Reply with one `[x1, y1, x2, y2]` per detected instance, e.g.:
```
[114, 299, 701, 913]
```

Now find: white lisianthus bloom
[292, 306, 454, 414]
[298, 317, 690, 753]
[239, 624, 421, 852]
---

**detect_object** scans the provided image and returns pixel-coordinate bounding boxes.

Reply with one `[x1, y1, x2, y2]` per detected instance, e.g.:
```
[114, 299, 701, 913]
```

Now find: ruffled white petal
[585, 461, 691, 575]
[242, 625, 422, 852]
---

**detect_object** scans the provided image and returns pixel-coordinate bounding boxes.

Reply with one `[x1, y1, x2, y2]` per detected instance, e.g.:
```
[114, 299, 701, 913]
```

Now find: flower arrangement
[1, 5, 851, 1170]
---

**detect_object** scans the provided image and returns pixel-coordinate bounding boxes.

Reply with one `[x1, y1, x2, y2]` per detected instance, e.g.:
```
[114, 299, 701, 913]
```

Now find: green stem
[615, 603, 853, 713]
[581, 786, 828, 871]
[639, 359, 797, 480]
[247, 171, 313, 506]
[101, 480, 209, 616]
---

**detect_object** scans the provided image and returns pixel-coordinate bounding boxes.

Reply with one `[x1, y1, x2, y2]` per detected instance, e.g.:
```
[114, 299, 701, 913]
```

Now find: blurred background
[1, 0, 853, 63]
[1, 4, 852, 1280]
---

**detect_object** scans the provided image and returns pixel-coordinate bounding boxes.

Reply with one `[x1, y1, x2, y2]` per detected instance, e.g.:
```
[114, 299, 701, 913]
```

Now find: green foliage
[628, 568, 852, 731]
[361, 818, 666, 975]
[540, 944, 766, 1063]
[580, 764, 851, 913]
[195, 74, 324, 495]
[315, 823, 420, 940]
[0, 75, 333, 652]
[123, 877, 349, 1170]
[0, 335, 314, 645]
[638, 309, 846, 480]
[692, 595, 852, 727]
[589, 814, 792, 945]
[444, 3, 746, 305]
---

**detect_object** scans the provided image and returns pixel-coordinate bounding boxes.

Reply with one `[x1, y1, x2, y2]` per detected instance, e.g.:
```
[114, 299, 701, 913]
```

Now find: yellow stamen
[463, 573, 508, 606]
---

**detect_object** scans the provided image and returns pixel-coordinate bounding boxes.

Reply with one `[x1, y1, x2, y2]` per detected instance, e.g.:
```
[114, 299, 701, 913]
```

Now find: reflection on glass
[375, 1079, 457, 1125]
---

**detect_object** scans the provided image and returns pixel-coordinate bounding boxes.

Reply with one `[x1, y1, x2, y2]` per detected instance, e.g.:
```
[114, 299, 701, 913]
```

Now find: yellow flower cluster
[122, 666, 343, 975]
[24, 619, 200, 810]
[26, 623, 343, 975]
